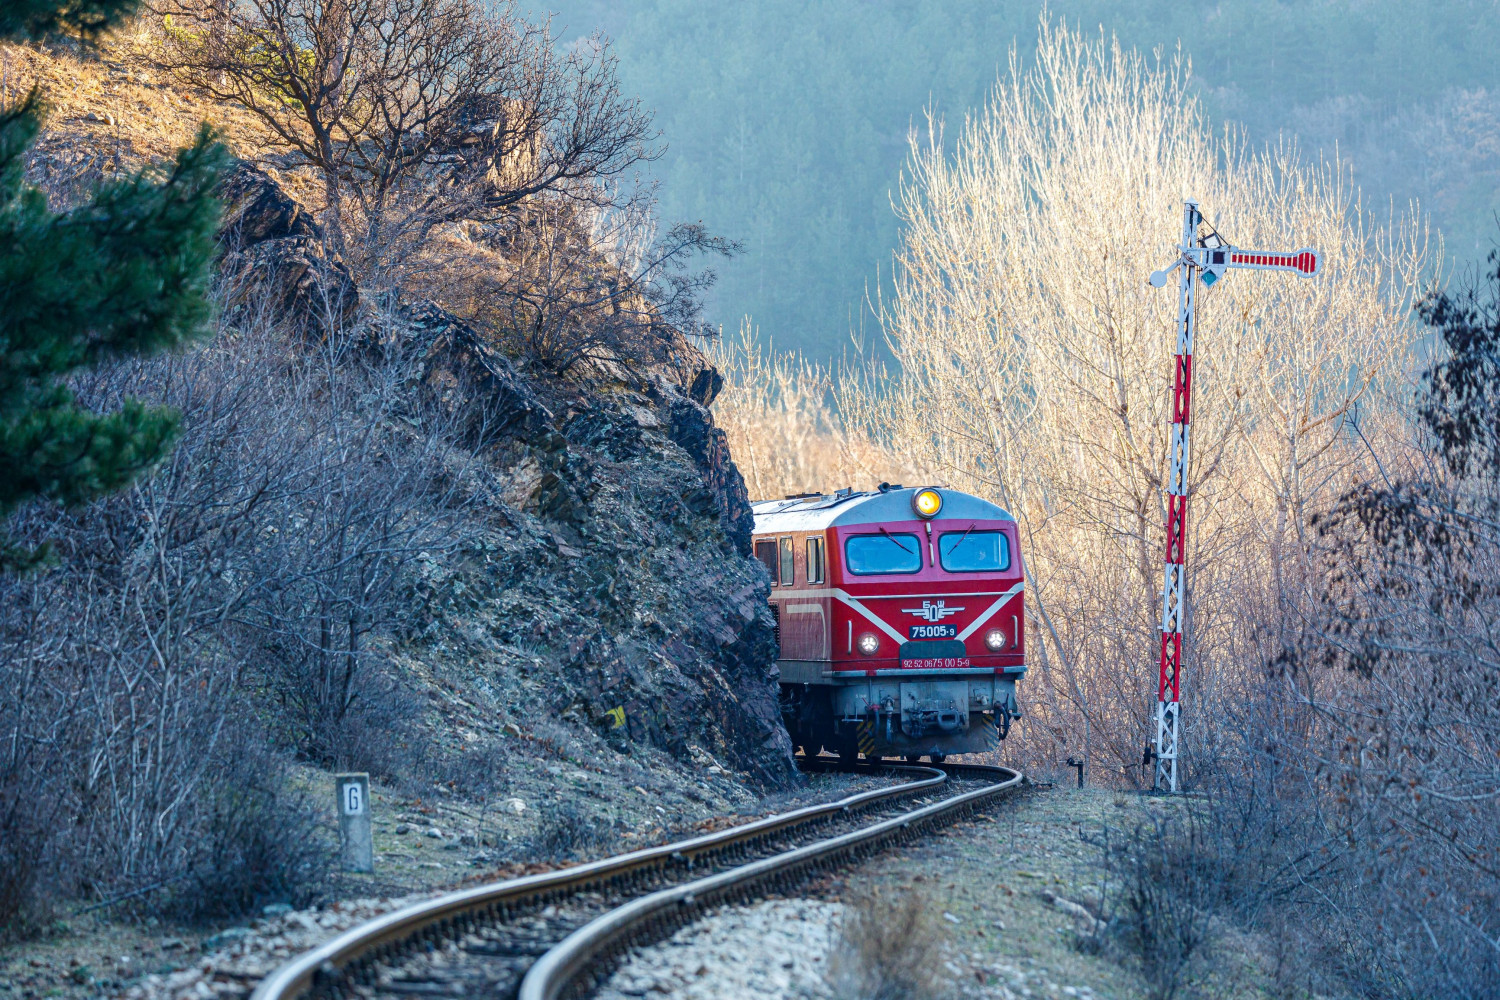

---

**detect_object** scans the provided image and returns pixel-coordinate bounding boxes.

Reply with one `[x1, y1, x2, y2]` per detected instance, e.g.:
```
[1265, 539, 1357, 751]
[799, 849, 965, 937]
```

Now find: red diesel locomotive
[752, 484, 1025, 762]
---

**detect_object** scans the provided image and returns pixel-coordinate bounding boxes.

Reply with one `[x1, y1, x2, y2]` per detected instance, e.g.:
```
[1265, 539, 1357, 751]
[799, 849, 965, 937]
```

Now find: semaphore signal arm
[1151, 242, 1321, 289]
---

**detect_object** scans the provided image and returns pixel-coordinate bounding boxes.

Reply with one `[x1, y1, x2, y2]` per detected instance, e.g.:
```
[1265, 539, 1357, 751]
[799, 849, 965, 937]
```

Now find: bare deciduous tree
[848, 18, 1429, 779]
[161, 0, 657, 277]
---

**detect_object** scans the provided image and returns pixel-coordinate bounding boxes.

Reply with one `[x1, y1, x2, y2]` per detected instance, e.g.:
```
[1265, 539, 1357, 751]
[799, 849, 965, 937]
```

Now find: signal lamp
[911, 488, 943, 519]
[857, 632, 880, 656]
[984, 628, 1007, 651]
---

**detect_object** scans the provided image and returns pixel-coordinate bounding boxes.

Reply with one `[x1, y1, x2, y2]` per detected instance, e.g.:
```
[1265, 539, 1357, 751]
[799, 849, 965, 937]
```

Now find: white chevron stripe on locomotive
[956, 583, 1025, 641]
[818, 583, 1025, 645]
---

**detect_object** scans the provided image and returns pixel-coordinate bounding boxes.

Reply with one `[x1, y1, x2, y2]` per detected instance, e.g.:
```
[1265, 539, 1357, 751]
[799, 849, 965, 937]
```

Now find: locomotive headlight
[857, 632, 881, 656]
[911, 487, 943, 519]
[984, 628, 1007, 651]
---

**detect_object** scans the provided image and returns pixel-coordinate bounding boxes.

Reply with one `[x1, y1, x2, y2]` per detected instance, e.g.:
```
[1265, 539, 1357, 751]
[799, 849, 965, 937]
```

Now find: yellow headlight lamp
[911, 487, 943, 519]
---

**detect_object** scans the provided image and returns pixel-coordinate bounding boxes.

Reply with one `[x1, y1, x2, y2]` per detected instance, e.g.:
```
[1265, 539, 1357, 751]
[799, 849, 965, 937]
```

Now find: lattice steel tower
[1147, 200, 1321, 792]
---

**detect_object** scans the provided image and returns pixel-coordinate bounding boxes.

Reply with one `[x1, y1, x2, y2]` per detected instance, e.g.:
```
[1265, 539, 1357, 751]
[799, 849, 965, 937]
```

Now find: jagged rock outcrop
[218, 163, 317, 244]
[216, 163, 795, 786]
[389, 297, 554, 442]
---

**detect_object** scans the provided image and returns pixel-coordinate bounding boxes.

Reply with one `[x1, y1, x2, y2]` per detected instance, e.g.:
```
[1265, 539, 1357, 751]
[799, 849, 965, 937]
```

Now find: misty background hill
[556, 0, 1500, 359]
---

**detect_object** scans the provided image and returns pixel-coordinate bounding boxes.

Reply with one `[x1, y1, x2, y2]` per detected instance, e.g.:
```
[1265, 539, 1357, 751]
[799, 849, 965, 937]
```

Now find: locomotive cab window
[805, 536, 825, 584]
[938, 529, 1011, 572]
[844, 533, 922, 575]
[754, 540, 779, 584]
[778, 536, 795, 586]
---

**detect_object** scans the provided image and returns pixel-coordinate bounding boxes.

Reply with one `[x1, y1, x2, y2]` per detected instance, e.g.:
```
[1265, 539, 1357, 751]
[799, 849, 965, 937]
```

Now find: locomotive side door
[780, 534, 830, 661]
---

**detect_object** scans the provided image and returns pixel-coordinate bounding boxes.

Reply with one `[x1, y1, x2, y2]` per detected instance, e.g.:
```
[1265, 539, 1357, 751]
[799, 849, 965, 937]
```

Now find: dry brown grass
[2, 19, 314, 208]
[825, 885, 955, 1000]
[707, 321, 922, 502]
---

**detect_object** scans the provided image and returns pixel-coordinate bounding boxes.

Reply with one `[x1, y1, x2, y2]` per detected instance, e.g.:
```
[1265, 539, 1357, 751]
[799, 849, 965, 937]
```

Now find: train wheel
[930, 753, 947, 764]
[904, 754, 921, 763]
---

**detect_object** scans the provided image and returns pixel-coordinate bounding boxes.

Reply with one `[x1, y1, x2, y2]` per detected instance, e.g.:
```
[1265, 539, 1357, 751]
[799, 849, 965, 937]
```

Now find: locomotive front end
[754, 486, 1026, 762]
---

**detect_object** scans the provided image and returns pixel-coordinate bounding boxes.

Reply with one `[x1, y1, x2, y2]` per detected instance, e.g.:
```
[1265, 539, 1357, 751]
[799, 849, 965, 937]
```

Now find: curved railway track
[248, 760, 1021, 1000]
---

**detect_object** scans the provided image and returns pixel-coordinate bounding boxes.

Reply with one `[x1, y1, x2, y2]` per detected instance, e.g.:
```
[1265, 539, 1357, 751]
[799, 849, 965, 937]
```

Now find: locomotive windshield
[938, 530, 1010, 572]
[844, 533, 922, 575]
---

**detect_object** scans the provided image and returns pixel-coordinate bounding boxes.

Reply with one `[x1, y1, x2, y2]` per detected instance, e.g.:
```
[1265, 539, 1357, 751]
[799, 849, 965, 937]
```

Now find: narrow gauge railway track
[249, 761, 1021, 1000]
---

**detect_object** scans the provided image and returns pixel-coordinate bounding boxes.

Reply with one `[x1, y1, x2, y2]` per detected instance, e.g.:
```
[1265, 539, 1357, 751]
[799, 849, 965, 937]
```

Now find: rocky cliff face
[221, 164, 796, 787]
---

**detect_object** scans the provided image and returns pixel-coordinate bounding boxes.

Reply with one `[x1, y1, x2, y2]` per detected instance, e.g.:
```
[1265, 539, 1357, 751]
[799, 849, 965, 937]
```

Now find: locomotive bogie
[853, 710, 1003, 759]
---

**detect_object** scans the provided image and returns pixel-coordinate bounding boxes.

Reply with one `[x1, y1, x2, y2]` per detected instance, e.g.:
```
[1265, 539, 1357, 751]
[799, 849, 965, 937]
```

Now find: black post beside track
[246, 760, 1020, 1000]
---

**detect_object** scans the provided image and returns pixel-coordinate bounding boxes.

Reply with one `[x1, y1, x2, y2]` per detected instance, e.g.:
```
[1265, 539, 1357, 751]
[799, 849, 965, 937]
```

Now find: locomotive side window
[805, 536, 825, 584]
[754, 540, 779, 583]
[844, 533, 922, 575]
[938, 529, 1011, 572]
[778, 536, 795, 586]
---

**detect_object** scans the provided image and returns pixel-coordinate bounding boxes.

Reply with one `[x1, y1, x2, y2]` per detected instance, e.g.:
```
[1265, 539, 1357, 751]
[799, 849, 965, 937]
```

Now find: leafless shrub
[232, 329, 471, 759]
[447, 197, 737, 375]
[1265, 253, 1500, 999]
[0, 270, 486, 932]
[1096, 813, 1226, 1000]
[825, 885, 953, 1000]
[529, 800, 620, 862]
[161, 739, 333, 922]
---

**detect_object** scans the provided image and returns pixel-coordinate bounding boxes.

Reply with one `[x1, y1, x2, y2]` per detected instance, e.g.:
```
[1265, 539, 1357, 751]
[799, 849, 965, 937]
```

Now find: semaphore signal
[1145, 201, 1321, 794]
[1226, 249, 1321, 275]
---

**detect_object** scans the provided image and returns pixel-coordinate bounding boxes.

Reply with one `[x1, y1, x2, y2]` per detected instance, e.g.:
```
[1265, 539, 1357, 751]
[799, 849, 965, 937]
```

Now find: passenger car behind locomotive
[752, 485, 1024, 761]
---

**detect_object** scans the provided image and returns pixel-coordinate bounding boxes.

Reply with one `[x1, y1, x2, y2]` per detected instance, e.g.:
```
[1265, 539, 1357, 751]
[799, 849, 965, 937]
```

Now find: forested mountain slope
[559, 0, 1500, 357]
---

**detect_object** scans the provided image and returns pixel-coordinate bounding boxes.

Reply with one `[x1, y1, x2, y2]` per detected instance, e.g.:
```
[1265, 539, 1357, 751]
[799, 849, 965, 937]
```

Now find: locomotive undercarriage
[781, 679, 1019, 762]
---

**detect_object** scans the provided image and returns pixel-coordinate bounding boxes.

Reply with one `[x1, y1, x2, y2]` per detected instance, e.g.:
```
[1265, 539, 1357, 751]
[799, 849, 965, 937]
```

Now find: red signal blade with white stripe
[1225, 247, 1320, 277]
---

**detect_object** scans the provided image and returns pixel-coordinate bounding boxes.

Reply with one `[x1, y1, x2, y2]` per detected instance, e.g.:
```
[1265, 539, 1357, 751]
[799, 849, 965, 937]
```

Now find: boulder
[217, 162, 318, 246]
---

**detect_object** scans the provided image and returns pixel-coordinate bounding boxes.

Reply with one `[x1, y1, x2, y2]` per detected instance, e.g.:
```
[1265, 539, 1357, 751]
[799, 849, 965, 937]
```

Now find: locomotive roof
[751, 487, 1014, 534]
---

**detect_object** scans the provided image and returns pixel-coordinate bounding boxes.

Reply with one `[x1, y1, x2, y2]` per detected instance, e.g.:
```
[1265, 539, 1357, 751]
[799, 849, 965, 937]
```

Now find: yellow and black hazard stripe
[976, 712, 998, 748]
[857, 719, 876, 758]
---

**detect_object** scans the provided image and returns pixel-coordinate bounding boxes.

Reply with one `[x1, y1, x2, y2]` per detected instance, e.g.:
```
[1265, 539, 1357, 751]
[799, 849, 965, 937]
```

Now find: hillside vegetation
[0, 5, 790, 939]
[560, 0, 1500, 357]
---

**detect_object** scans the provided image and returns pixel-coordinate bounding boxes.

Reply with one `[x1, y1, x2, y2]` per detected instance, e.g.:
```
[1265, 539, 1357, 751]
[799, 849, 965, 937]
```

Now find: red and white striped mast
[1147, 200, 1320, 792]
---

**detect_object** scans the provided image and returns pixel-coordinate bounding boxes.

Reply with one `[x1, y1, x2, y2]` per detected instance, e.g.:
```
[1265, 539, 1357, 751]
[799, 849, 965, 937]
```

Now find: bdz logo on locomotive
[902, 599, 964, 622]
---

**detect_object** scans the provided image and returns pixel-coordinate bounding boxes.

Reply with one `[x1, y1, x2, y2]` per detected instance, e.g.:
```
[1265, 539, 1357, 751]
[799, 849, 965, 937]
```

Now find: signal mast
[1146, 200, 1320, 793]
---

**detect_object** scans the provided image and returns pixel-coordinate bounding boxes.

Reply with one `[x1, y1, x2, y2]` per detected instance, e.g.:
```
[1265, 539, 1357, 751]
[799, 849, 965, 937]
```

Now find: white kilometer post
[1146, 201, 1320, 793]
[336, 772, 374, 872]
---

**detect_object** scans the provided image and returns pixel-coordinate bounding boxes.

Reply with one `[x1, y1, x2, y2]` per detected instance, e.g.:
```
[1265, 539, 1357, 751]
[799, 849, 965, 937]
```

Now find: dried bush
[707, 321, 918, 501]
[447, 198, 737, 375]
[0, 746, 60, 939]
[0, 274, 481, 932]
[825, 885, 953, 1000]
[161, 740, 333, 922]
[1095, 813, 1226, 1000]
[1255, 250, 1500, 999]
[529, 800, 620, 862]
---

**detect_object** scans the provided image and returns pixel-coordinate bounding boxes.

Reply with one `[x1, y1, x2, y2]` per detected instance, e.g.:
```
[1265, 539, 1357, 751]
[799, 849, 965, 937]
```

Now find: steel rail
[248, 762, 948, 1000]
[520, 761, 1021, 1000]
